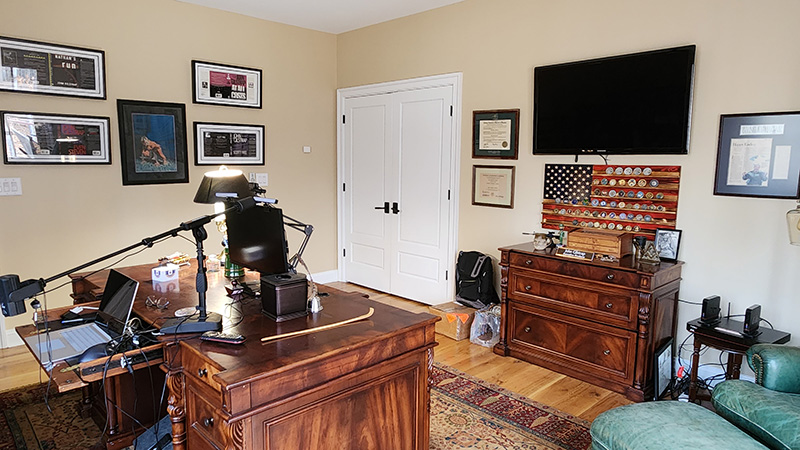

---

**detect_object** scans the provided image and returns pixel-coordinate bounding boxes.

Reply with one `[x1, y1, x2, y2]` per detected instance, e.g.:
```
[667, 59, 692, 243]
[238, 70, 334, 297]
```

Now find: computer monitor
[225, 204, 290, 276]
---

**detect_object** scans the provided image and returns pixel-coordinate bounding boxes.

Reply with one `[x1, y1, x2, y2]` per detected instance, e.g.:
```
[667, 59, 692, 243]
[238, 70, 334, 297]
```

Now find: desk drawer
[187, 385, 226, 449]
[509, 303, 635, 383]
[182, 350, 222, 391]
[509, 271, 636, 329]
[509, 252, 639, 289]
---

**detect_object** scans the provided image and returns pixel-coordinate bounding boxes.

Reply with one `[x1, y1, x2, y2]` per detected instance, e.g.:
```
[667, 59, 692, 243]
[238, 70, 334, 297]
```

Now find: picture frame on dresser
[713, 111, 800, 199]
[654, 228, 682, 262]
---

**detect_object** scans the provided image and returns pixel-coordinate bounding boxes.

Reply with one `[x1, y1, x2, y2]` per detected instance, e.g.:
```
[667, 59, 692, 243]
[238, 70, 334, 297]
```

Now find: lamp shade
[194, 166, 251, 204]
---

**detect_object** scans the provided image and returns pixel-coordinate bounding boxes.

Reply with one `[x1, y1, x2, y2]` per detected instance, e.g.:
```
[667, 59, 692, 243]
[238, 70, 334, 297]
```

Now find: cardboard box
[429, 302, 476, 341]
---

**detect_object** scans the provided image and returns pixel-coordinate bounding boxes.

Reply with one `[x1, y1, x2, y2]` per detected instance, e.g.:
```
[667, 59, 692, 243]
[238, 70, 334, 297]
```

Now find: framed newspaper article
[192, 60, 262, 109]
[117, 99, 188, 186]
[0, 36, 106, 99]
[2, 111, 110, 164]
[194, 122, 265, 165]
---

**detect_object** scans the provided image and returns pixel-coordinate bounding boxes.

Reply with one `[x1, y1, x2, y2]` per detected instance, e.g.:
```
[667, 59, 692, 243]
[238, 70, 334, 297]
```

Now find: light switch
[256, 173, 268, 186]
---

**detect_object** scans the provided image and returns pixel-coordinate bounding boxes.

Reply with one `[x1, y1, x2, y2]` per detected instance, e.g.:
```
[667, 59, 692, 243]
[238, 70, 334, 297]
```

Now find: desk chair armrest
[747, 344, 800, 393]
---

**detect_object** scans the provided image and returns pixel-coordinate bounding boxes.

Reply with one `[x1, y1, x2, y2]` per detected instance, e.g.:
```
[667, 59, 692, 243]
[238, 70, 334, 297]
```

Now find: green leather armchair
[712, 344, 800, 450]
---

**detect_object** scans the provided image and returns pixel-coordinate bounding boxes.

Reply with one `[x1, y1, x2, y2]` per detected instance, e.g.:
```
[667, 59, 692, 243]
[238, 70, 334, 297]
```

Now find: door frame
[336, 72, 462, 302]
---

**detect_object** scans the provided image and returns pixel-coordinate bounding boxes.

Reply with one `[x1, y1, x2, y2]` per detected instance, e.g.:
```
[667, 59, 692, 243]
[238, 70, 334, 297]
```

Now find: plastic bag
[470, 304, 501, 347]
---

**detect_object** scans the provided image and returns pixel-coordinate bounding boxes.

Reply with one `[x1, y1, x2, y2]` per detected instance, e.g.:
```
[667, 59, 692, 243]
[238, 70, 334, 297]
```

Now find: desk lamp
[787, 200, 800, 245]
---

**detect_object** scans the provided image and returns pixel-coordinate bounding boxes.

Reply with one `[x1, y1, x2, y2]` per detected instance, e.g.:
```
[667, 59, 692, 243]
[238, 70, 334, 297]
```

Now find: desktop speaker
[743, 304, 761, 336]
[700, 295, 721, 325]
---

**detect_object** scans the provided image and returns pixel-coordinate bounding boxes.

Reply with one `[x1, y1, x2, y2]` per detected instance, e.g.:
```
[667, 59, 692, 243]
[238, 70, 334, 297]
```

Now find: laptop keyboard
[61, 326, 111, 350]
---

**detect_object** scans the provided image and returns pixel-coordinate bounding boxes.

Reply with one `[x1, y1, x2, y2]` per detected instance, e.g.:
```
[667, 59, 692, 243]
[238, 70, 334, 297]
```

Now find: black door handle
[374, 202, 389, 214]
[391, 202, 400, 214]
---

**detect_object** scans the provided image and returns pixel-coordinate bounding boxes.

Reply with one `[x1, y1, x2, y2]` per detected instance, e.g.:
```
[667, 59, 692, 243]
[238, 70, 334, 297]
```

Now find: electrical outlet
[0, 177, 22, 196]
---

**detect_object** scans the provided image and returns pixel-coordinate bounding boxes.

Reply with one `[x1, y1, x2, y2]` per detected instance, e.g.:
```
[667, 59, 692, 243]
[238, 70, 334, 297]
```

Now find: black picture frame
[654, 228, 682, 262]
[472, 109, 520, 159]
[117, 99, 188, 186]
[193, 122, 265, 166]
[713, 111, 800, 199]
[192, 60, 262, 109]
[2, 111, 110, 164]
[0, 36, 106, 99]
[653, 338, 674, 401]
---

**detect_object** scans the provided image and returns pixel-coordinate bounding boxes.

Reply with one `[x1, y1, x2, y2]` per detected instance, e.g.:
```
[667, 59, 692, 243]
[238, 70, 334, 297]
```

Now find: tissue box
[151, 263, 180, 282]
[428, 302, 476, 341]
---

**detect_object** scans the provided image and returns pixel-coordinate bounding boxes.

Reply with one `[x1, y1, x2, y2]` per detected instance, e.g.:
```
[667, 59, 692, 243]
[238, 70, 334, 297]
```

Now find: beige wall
[0, 0, 338, 332]
[337, 0, 800, 347]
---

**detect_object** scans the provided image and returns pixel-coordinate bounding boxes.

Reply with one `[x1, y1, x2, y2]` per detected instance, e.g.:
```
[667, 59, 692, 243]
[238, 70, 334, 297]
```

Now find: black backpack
[455, 251, 499, 309]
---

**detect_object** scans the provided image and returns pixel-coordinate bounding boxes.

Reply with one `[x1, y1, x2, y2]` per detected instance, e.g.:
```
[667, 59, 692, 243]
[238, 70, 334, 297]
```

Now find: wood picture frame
[194, 122, 265, 166]
[192, 60, 262, 109]
[472, 109, 520, 159]
[472, 165, 515, 208]
[2, 111, 110, 164]
[654, 228, 682, 262]
[713, 111, 800, 199]
[0, 36, 106, 99]
[117, 99, 188, 186]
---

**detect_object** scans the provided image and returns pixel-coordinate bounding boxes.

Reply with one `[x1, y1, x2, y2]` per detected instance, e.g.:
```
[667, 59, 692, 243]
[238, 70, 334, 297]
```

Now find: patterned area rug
[430, 363, 591, 450]
[0, 364, 590, 450]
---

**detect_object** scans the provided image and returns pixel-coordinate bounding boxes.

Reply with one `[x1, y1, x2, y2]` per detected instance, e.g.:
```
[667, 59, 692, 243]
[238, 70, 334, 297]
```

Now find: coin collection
[542, 164, 680, 237]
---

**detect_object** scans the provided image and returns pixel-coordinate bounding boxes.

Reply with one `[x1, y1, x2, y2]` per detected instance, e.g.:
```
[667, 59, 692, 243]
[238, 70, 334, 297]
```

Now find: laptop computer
[25, 269, 139, 369]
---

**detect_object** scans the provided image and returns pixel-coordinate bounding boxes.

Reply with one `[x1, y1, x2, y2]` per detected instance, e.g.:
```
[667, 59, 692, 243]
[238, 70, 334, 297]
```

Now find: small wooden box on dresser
[493, 243, 683, 402]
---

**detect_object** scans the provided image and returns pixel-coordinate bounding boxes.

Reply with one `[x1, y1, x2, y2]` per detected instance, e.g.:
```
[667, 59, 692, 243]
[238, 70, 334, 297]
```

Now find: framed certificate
[192, 60, 262, 109]
[472, 109, 520, 159]
[2, 111, 110, 164]
[0, 36, 106, 99]
[194, 122, 265, 166]
[472, 165, 515, 208]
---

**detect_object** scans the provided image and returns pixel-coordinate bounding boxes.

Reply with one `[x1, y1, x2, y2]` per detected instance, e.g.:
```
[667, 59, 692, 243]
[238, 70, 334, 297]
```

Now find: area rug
[0, 364, 591, 450]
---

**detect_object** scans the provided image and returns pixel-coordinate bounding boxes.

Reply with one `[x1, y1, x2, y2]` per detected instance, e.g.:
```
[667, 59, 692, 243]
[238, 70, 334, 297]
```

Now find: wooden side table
[686, 317, 790, 403]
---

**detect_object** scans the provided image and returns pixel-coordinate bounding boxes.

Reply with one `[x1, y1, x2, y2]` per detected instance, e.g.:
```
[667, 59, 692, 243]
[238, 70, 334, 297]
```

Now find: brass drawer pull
[525, 259, 533, 265]
[203, 417, 214, 427]
[198, 368, 208, 378]
[524, 285, 532, 291]
[605, 302, 613, 309]
[606, 273, 615, 280]
[603, 349, 611, 356]
[524, 326, 531, 333]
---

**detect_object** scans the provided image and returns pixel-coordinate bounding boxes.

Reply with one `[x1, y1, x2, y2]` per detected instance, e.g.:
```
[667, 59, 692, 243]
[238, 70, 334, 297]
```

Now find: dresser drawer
[182, 350, 222, 391]
[509, 303, 635, 384]
[509, 252, 639, 289]
[509, 271, 637, 329]
[187, 384, 226, 449]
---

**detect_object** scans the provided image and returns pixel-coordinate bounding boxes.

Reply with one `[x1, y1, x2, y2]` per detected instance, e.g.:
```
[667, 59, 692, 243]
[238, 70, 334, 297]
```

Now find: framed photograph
[654, 228, 682, 262]
[713, 111, 800, 198]
[2, 111, 110, 164]
[472, 165, 515, 208]
[653, 338, 674, 400]
[117, 99, 188, 186]
[192, 60, 262, 109]
[194, 122, 265, 165]
[472, 109, 520, 159]
[0, 36, 105, 99]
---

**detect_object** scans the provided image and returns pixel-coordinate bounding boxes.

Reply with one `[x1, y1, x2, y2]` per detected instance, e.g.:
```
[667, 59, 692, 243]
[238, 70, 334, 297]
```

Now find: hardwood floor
[0, 281, 631, 422]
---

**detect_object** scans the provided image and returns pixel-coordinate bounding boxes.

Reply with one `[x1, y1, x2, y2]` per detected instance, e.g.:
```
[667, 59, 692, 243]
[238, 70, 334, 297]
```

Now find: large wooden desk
[58, 262, 438, 450]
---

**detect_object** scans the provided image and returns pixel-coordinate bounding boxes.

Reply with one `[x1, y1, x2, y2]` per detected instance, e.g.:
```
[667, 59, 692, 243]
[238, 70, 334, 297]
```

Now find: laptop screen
[96, 269, 138, 333]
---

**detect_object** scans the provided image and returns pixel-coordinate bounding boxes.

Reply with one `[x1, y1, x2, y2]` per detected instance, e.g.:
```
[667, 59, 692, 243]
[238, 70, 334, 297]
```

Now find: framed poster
[117, 99, 188, 186]
[194, 122, 265, 165]
[192, 60, 262, 109]
[472, 165, 515, 208]
[472, 109, 520, 159]
[2, 111, 110, 164]
[0, 36, 106, 99]
[713, 111, 800, 198]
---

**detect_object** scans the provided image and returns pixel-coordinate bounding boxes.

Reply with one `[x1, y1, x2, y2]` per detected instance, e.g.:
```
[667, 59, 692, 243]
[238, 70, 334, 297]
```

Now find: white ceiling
[176, 0, 464, 34]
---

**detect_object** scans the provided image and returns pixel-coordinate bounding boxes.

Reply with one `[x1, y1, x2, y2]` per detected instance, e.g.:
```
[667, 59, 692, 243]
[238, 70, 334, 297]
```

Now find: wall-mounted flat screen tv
[533, 45, 696, 155]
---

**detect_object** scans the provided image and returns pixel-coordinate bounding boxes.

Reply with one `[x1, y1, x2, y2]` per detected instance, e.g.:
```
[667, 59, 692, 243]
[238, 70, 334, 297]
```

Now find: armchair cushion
[712, 379, 800, 450]
[747, 344, 800, 394]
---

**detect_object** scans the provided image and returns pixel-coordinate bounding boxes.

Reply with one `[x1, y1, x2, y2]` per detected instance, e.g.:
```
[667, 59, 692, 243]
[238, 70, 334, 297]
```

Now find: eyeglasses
[146, 295, 170, 310]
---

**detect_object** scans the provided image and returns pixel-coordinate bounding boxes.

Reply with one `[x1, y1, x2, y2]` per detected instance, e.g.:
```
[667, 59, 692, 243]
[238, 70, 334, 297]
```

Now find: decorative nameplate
[555, 247, 595, 261]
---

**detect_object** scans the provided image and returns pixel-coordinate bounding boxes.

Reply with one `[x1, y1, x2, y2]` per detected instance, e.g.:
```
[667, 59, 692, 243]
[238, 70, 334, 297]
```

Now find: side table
[686, 317, 790, 403]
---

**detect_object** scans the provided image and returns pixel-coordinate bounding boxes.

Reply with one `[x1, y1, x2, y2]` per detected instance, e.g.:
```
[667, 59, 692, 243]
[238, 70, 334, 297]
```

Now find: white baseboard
[312, 270, 339, 285]
[4, 330, 23, 348]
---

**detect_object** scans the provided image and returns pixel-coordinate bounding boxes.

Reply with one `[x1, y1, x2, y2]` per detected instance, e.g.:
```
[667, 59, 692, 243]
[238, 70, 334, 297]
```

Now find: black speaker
[743, 304, 761, 336]
[701, 295, 721, 325]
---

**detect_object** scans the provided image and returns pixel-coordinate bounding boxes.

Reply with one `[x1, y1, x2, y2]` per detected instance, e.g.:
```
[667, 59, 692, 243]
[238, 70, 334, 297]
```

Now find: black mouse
[77, 343, 111, 363]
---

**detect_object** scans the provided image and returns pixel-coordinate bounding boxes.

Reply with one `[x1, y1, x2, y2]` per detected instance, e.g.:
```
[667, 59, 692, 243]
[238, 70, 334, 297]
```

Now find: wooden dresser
[493, 243, 682, 401]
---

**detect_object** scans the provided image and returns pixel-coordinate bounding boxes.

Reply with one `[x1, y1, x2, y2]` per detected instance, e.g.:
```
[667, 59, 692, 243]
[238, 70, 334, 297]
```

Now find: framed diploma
[0, 36, 106, 99]
[2, 111, 110, 164]
[472, 109, 520, 159]
[472, 165, 515, 208]
[713, 111, 800, 199]
[192, 60, 262, 109]
[194, 122, 265, 166]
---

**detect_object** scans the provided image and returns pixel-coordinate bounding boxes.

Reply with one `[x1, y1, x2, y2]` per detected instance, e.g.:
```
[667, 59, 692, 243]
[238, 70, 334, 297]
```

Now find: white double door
[338, 75, 460, 304]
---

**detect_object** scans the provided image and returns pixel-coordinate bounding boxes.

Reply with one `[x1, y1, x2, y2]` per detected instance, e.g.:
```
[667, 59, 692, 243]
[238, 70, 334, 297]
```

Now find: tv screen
[533, 45, 696, 155]
[225, 204, 289, 276]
